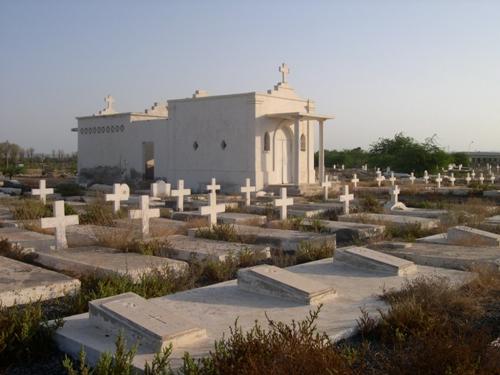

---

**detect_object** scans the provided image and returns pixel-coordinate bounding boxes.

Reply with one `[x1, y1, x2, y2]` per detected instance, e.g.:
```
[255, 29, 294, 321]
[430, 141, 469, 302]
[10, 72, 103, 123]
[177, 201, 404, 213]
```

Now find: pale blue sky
[1, 0, 499, 153]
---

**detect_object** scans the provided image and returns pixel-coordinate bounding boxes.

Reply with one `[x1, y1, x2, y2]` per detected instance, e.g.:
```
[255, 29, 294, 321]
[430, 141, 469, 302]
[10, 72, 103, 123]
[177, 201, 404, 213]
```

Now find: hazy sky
[1, 0, 499, 153]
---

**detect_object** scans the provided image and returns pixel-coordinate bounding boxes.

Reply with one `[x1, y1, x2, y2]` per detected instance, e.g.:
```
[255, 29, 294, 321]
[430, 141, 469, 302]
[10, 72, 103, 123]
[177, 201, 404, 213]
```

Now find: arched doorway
[274, 127, 292, 184]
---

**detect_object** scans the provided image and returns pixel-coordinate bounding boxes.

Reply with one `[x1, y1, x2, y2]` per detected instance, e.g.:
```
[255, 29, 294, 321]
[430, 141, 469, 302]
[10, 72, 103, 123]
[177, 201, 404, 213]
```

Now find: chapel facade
[75, 64, 334, 192]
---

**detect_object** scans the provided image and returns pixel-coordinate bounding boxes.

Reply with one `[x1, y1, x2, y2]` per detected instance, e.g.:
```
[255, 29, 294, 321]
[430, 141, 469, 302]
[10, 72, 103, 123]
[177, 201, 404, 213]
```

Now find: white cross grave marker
[389, 172, 396, 186]
[128, 195, 160, 237]
[321, 176, 332, 200]
[479, 173, 485, 184]
[375, 171, 385, 187]
[351, 173, 359, 188]
[274, 187, 294, 220]
[449, 173, 456, 187]
[423, 170, 429, 184]
[409, 172, 416, 185]
[240, 178, 256, 206]
[390, 185, 400, 205]
[32, 179, 54, 204]
[40, 200, 79, 250]
[171, 179, 191, 212]
[465, 173, 472, 185]
[150, 180, 171, 199]
[105, 183, 130, 213]
[435, 173, 443, 189]
[207, 177, 221, 198]
[490, 174, 495, 184]
[199, 188, 225, 226]
[471, 170, 476, 179]
[341, 164, 345, 170]
[339, 185, 354, 215]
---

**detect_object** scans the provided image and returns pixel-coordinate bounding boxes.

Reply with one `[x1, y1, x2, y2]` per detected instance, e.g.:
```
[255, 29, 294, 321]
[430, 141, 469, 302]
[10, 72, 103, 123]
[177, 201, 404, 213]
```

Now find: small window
[264, 132, 270, 152]
[300, 134, 306, 151]
[193, 141, 199, 150]
[221, 140, 227, 150]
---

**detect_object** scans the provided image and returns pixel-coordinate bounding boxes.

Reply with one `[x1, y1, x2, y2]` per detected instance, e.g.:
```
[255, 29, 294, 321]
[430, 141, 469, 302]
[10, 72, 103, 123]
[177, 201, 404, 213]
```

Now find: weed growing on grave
[358, 194, 383, 213]
[55, 183, 85, 197]
[0, 238, 37, 263]
[295, 240, 335, 264]
[196, 224, 240, 242]
[79, 200, 126, 226]
[0, 301, 63, 366]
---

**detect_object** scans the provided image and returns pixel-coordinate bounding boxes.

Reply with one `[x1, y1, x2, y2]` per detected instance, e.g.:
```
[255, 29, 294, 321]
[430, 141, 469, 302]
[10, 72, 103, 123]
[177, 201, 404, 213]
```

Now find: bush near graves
[10, 199, 77, 221]
[55, 182, 85, 197]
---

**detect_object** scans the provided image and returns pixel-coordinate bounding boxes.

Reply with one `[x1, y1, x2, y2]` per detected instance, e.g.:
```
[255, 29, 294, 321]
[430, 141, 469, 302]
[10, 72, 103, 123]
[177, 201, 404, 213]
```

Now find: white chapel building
[75, 64, 334, 192]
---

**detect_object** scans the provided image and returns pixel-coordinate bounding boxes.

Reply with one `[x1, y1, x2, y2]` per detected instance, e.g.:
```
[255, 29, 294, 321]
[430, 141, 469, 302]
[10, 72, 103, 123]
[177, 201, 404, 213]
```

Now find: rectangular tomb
[447, 226, 500, 247]
[89, 293, 207, 352]
[335, 246, 417, 276]
[339, 213, 439, 230]
[237, 265, 336, 304]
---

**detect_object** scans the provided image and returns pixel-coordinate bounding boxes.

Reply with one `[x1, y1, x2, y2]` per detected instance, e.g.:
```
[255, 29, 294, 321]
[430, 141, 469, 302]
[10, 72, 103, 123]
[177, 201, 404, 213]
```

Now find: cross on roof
[32, 179, 54, 204]
[339, 185, 354, 215]
[321, 175, 332, 200]
[279, 63, 290, 84]
[171, 179, 191, 212]
[240, 178, 256, 206]
[129, 195, 160, 237]
[105, 183, 130, 213]
[351, 174, 359, 188]
[274, 187, 294, 220]
[40, 200, 79, 250]
[199, 188, 225, 226]
[105, 95, 115, 111]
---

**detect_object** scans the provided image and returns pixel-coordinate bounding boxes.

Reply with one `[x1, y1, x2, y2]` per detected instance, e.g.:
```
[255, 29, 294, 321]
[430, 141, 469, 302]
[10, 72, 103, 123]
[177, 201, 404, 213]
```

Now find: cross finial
[105, 95, 115, 111]
[279, 63, 290, 84]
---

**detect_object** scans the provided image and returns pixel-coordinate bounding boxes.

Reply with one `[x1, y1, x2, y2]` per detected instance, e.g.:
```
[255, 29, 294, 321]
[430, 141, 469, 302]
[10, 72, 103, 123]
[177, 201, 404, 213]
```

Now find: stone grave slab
[385, 207, 448, 219]
[237, 264, 336, 304]
[188, 224, 336, 252]
[300, 219, 385, 243]
[218, 212, 267, 226]
[55, 258, 468, 371]
[339, 213, 439, 230]
[0, 227, 54, 250]
[483, 190, 500, 198]
[335, 246, 417, 276]
[33, 246, 188, 281]
[165, 235, 270, 262]
[485, 215, 500, 225]
[114, 218, 187, 236]
[288, 208, 326, 218]
[89, 293, 207, 352]
[0, 255, 80, 307]
[447, 226, 500, 247]
[369, 242, 500, 271]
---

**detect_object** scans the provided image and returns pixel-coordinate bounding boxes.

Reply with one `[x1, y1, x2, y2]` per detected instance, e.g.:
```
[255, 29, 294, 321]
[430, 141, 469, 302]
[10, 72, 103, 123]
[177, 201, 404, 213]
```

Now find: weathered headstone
[240, 178, 256, 206]
[384, 185, 407, 211]
[129, 196, 160, 237]
[151, 180, 171, 199]
[171, 179, 191, 212]
[105, 183, 130, 213]
[32, 179, 54, 204]
[40, 201, 79, 250]
[274, 187, 294, 220]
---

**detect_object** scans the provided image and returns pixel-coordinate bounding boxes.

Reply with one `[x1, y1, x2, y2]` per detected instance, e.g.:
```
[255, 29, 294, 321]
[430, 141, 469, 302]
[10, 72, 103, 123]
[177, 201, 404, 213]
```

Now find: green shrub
[358, 195, 383, 213]
[295, 240, 335, 264]
[80, 201, 124, 226]
[55, 183, 84, 197]
[196, 224, 240, 242]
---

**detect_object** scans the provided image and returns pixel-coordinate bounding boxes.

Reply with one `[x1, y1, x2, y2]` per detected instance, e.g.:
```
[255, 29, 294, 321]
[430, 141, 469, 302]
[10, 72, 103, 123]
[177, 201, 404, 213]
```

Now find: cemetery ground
[0, 174, 499, 374]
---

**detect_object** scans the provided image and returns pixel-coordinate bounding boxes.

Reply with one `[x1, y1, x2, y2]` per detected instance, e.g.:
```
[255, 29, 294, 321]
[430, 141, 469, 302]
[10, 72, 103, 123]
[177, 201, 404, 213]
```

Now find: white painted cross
[105, 183, 130, 213]
[471, 169, 476, 179]
[321, 175, 332, 200]
[341, 164, 345, 170]
[388, 172, 396, 186]
[465, 173, 472, 185]
[171, 179, 191, 212]
[279, 63, 290, 84]
[274, 187, 294, 220]
[409, 172, 416, 185]
[240, 178, 256, 206]
[389, 185, 401, 205]
[479, 173, 485, 184]
[339, 185, 354, 215]
[199, 188, 225, 226]
[128, 195, 160, 237]
[490, 174, 496, 184]
[435, 173, 443, 189]
[150, 180, 171, 199]
[423, 170, 429, 184]
[207, 177, 221, 198]
[375, 171, 385, 187]
[32, 179, 54, 204]
[449, 173, 456, 187]
[351, 173, 359, 188]
[40, 200, 79, 250]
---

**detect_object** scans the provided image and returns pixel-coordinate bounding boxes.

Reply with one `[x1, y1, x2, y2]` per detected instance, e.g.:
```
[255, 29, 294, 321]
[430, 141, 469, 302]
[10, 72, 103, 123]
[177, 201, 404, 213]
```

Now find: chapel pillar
[294, 116, 301, 185]
[319, 119, 325, 183]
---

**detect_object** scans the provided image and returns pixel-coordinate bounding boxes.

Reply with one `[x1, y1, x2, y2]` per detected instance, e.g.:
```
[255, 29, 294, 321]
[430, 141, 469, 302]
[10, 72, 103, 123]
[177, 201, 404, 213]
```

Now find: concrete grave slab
[301, 219, 385, 243]
[335, 246, 417, 276]
[33, 246, 188, 281]
[55, 259, 468, 371]
[339, 213, 439, 230]
[162, 235, 271, 262]
[89, 293, 207, 352]
[385, 207, 448, 219]
[218, 212, 267, 226]
[114, 218, 187, 236]
[0, 255, 80, 307]
[188, 224, 336, 252]
[447, 226, 500, 247]
[0, 227, 54, 251]
[369, 242, 500, 271]
[483, 190, 500, 198]
[237, 264, 336, 304]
